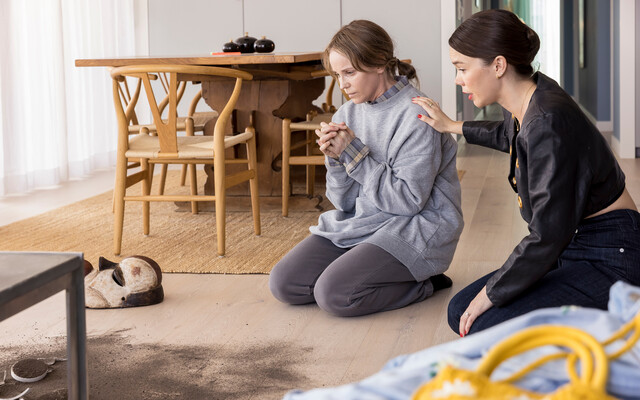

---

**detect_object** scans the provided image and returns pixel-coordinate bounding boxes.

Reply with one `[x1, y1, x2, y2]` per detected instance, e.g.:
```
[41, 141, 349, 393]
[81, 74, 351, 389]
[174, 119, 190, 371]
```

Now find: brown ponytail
[397, 59, 418, 86]
[323, 20, 418, 85]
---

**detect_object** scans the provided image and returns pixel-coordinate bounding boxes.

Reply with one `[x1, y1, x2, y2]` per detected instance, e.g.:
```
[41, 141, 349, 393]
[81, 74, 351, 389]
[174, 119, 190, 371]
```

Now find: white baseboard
[596, 120, 613, 132]
[611, 131, 637, 159]
[611, 135, 621, 156]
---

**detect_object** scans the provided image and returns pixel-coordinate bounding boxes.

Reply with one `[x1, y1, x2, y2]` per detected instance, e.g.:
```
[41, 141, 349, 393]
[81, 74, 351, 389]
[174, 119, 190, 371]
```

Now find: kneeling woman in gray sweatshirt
[269, 20, 464, 317]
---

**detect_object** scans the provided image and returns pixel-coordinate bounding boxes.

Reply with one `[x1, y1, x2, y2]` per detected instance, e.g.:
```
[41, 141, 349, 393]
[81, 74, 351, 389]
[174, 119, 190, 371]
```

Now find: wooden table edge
[75, 52, 323, 67]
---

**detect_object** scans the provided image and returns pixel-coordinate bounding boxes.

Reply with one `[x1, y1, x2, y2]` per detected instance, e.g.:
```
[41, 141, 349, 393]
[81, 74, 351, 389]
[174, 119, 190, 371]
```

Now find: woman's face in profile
[449, 47, 499, 109]
[329, 50, 385, 104]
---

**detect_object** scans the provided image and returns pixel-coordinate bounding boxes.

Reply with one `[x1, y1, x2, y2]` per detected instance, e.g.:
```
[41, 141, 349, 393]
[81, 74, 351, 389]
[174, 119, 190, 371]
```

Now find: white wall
[340, 0, 442, 101]
[148, 0, 243, 56]
[133, 0, 149, 54]
[146, 0, 444, 110]
[244, 0, 341, 53]
[636, 0, 640, 157]
[613, 0, 637, 158]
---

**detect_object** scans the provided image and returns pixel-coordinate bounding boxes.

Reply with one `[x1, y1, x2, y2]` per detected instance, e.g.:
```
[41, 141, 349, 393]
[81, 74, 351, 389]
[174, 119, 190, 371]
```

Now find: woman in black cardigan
[413, 9, 639, 337]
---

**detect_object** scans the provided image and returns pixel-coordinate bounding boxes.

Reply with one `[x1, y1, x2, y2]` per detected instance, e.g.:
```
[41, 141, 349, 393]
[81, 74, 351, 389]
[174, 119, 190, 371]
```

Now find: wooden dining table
[76, 52, 326, 199]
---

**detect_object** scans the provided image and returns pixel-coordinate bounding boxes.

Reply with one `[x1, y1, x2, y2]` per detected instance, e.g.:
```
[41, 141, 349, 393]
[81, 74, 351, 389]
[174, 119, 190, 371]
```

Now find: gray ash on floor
[0, 332, 312, 399]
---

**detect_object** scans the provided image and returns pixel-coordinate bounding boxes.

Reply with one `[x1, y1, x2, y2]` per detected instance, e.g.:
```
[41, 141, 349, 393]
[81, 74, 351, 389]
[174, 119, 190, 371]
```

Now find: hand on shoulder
[412, 97, 463, 135]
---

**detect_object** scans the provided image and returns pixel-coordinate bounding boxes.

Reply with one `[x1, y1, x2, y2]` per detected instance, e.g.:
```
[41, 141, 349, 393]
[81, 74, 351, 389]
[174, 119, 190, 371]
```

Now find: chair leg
[188, 164, 199, 214]
[180, 165, 188, 186]
[306, 165, 314, 196]
[183, 116, 195, 188]
[141, 159, 151, 235]
[309, 165, 316, 197]
[282, 119, 291, 217]
[214, 151, 226, 256]
[112, 160, 137, 213]
[247, 134, 261, 235]
[113, 156, 128, 256]
[111, 175, 117, 214]
[158, 164, 168, 195]
[305, 130, 314, 196]
[148, 162, 156, 191]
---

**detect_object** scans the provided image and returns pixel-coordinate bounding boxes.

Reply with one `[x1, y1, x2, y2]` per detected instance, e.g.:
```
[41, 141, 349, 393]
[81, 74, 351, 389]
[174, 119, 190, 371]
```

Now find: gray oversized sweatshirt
[309, 82, 463, 282]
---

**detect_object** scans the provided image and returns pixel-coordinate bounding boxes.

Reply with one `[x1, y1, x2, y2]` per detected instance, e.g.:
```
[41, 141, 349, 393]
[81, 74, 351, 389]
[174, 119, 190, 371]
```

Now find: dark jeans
[448, 209, 640, 335]
[269, 234, 434, 317]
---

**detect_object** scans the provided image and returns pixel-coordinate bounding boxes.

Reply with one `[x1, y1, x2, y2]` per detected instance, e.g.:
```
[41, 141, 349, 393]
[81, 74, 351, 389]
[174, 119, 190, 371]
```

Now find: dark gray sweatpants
[269, 234, 434, 317]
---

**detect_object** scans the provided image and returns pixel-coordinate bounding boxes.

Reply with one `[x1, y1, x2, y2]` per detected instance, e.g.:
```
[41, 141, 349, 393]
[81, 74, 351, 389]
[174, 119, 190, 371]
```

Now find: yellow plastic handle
[476, 325, 608, 391]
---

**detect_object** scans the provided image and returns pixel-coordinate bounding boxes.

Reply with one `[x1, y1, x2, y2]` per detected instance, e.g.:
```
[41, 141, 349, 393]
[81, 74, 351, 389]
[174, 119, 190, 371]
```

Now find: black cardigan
[463, 72, 626, 307]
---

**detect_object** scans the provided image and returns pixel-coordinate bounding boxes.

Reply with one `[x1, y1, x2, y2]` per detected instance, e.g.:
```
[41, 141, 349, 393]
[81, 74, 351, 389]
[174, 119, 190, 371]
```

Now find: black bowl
[254, 36, 275, 53]
[235, 33, 257, 53]
[222, 39, 240, 53]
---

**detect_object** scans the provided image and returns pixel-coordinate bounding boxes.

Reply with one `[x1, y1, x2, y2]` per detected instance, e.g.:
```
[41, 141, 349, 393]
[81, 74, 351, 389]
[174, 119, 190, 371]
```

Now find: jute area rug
[0, 171, 320, 274]
[0, 170, 464, 275]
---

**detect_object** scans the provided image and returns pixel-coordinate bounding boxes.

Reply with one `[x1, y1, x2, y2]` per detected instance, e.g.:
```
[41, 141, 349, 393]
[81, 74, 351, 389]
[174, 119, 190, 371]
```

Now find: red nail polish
[417, 114, 422, 118]
[460, 333, 463, 338]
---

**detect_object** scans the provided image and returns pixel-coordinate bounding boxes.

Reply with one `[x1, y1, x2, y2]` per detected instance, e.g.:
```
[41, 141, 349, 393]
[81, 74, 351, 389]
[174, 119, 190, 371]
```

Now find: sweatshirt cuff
[339, 138, 369, 174]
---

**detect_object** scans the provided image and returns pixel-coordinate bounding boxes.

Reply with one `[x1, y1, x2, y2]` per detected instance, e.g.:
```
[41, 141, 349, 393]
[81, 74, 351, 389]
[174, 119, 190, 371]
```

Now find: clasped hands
[315, 122, 355, 160]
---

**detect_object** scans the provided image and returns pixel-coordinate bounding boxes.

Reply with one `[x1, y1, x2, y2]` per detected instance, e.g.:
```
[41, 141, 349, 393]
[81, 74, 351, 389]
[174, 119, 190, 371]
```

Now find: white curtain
[0, 0, 137, 196]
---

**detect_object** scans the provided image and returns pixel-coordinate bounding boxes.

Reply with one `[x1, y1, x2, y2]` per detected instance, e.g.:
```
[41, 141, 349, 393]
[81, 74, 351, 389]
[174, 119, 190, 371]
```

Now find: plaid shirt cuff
[327, 157, 342, 167]
[339, 138, 369, 173]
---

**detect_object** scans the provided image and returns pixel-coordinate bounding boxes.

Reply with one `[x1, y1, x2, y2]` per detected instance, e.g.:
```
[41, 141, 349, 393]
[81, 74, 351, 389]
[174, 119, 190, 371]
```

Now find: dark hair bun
[525, 26, 540, 64]
[449, 9, 540, 77]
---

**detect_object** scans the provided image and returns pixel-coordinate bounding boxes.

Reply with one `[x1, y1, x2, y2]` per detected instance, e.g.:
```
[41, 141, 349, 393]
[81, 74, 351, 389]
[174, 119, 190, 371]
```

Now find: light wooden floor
[1, 140, 639, 398]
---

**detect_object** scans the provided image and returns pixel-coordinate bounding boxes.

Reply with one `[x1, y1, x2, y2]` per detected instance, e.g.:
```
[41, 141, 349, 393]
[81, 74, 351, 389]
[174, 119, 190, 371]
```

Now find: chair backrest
[113, 71, 189, 134]
[113, 72, 142, 127]
[111, 64, 252, 157]
[310, 70, 342, 113]
[155, 71, 188, 118]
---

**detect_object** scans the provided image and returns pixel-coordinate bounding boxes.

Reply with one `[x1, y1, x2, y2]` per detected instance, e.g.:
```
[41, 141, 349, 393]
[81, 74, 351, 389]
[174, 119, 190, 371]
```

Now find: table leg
[66, 267, 88, 400]
[202, 77, 325, 197]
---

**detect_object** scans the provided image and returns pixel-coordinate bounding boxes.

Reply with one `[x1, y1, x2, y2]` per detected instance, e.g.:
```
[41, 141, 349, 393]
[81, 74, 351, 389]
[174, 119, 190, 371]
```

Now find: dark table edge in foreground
[0, 251, 88, 400]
